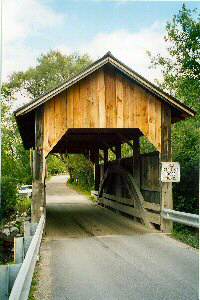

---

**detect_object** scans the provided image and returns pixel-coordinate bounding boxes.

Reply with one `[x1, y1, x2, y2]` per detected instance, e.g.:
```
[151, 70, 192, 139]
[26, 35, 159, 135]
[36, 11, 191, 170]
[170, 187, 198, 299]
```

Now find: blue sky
[4, 1, 200, 83]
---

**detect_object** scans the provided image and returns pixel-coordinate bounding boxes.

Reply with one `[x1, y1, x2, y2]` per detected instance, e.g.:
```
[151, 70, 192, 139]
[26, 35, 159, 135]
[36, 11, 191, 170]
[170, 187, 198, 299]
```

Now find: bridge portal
[15, 52, 195, 232]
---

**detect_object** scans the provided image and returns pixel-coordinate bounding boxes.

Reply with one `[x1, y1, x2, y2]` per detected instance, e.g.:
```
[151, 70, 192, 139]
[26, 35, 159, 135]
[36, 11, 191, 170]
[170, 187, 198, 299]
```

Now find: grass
[171, 224, 199, 249]
[28, 268, 39, 300]
[68, 182, 97, 203]
[16, 197, 31, 215]
[67, 182, 92, 197]
[67, 182, 97, 203]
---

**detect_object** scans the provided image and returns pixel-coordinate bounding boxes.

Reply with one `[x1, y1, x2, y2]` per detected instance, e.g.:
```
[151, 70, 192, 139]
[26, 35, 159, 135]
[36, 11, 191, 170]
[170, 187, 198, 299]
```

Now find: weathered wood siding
[140, 151, 161, 205]
[43, 68, 163, 156]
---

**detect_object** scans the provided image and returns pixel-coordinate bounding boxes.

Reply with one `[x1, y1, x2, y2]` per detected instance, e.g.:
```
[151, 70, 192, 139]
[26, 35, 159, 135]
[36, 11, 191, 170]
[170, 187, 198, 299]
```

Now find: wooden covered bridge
[15, 52, 195, 233]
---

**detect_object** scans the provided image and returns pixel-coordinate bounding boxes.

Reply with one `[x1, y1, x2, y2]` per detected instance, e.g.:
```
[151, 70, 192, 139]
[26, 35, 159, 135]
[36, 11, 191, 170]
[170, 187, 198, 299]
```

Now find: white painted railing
[9, 214, 45, 300]
[162, 209, 199, 228]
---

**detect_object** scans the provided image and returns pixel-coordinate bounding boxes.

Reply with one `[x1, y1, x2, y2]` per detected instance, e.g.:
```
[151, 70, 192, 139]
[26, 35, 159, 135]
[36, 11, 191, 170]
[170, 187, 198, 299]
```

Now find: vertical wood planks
[80, 77, 89, 128]
[43, 67, 164, 156]
[122, 79, 130, 128]
[97, 70, 106, 128]
[105, 68, 116, 128]
[116, 74, 124, 128]
[73, 84, 81, 128]
[89, 74, 99, 128]
[67, 86, 74, 128]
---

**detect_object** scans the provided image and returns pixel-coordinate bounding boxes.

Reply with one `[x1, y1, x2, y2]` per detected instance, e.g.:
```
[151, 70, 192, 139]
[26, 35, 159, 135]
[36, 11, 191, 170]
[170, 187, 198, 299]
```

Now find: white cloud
[2, 0, 65, 80]
[3, 0, 167, 86]
[77, 22, 167, 82]
[58, 22, 167, 83]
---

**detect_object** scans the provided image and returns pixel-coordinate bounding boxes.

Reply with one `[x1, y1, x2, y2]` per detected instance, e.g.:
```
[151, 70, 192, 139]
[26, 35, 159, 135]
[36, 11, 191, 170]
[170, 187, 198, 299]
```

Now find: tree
[149, 4, 200, 213]
[6, 51, 92, 99]
[1, 51, 93, 219]
[65, 154, 94, 190]
[47, 155, 66, 176]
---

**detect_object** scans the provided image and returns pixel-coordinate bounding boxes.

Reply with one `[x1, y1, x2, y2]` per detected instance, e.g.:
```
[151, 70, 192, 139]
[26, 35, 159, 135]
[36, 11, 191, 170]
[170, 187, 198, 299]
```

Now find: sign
[161, 162, 180, 182]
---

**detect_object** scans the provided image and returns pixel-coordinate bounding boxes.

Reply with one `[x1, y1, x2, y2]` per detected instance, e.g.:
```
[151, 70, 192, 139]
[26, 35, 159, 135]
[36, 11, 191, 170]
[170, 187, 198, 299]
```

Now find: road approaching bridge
[33, 175, 198, 300]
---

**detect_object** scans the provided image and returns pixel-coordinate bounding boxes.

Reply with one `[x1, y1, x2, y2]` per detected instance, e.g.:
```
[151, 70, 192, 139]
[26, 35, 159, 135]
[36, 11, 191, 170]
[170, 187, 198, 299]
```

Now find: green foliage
[47, 155, 66, 176]
[1, 51, 92, 220]
[172, 120, 199, 214]
[16, 198, 31, 216]
[1, 87, 32, 185]
[6, 51, 92, 98]
[172, 224, 199, 249]
[140, 136, 156, 154]
[67, 181, 92, 198]
[149, 4, 200, 214]
[1, 176, 18, 218]
[66, 154, 94, 191]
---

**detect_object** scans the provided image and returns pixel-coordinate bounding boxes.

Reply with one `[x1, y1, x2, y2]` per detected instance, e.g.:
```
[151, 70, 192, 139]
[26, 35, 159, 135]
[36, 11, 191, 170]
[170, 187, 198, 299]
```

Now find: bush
[0, 176, 18, 219]
[47, 155, 66, 176]
[66, 154, 94, 191]
[172, 121, 199, 214]
[16, 197, 31, 216]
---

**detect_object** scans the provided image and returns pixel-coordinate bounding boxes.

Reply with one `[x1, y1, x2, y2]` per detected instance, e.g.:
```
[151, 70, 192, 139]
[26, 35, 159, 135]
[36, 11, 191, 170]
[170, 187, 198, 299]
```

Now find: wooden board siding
[43, 68, 163, 156]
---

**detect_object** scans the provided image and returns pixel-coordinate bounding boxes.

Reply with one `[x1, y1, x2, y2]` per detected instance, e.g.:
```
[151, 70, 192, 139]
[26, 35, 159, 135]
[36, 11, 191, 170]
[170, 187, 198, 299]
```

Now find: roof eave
[14, 53, 196, 119]
[14, 56, 110, 117]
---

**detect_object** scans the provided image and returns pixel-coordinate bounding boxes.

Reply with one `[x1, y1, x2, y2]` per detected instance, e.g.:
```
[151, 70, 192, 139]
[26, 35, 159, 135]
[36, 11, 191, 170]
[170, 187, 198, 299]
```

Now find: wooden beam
[104, 148, 108, 172]
[160, 104, 173, 233]
[117, 133, 134, 149]
[99, 153, 104, 161]
[91, 149, 100, 191]
[115, 144, 121, 160]
[133, 137, 140, 188]
[32, 106, 46, 223]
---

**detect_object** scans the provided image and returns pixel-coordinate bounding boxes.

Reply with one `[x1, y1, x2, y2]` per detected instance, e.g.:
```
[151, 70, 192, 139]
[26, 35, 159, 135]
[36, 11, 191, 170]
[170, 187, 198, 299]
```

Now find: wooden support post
[133, 136, 140, 188]
[161, 104, 173, 233]
[104, 148, 108, 172]
[32, 106, 46, 223]
[92, 149, 100, 191]
[115, 144, 121, 160]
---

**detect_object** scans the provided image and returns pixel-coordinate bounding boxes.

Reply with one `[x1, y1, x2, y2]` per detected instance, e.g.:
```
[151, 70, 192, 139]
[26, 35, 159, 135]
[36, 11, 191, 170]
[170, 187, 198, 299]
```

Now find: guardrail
[0, 214, 45, 300]
[162, 209, 199, 228]
[9, 214, 45, 300]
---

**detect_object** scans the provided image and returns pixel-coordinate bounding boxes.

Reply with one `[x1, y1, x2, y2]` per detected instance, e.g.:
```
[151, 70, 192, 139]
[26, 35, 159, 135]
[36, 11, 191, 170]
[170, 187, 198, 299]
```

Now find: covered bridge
[15, 52, 195, 232]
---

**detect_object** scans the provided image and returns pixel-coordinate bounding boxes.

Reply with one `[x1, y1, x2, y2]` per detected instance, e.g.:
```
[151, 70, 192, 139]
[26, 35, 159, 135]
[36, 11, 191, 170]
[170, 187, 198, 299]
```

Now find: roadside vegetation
[1, 5, 199, 250]
[148, 4, 199, 248]
[172, 224, 199, 249]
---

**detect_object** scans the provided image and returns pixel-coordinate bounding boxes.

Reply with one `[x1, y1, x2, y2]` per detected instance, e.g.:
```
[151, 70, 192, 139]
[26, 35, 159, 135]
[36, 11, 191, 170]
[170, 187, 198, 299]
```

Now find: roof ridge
[14, 51, 195, 117]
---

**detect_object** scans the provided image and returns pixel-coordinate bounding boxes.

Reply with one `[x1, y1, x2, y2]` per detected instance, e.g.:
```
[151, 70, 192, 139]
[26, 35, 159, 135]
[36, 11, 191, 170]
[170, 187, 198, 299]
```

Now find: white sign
[161, 162, 180, 182]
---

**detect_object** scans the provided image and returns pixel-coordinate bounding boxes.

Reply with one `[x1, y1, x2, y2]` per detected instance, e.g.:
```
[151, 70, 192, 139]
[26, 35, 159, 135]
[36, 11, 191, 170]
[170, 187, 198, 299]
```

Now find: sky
[3, 0, 200, 84]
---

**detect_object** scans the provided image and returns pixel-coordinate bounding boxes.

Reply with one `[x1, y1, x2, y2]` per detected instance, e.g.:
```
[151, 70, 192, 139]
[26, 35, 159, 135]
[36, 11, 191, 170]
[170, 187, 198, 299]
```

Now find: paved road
[34, 175, 198, 300]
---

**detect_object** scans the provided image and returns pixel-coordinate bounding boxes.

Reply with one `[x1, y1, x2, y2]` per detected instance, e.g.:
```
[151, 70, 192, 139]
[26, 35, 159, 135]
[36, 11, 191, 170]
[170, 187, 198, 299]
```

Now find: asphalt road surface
[34, 175, 198, 300]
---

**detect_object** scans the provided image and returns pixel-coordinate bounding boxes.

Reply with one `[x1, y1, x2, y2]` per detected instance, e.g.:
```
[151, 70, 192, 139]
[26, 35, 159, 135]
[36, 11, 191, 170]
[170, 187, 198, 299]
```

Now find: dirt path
[33, 175, 198, 300]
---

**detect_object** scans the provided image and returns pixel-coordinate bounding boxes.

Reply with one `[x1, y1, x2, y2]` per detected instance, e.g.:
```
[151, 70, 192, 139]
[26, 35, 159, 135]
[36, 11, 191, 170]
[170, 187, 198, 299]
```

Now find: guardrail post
[24, 237, 33, 256]
[8, 264, 22, 294]
[24, 222, 31, 236]
[31, 223, 37, 236]
[0, 265, 9, 300]
[9, 214, 45, 300]
[14, 237, 24, 264]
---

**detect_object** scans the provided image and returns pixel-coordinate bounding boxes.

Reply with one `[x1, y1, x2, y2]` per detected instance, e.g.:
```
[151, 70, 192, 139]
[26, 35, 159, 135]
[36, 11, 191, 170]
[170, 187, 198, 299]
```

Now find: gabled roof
[14, 51, 195, 118]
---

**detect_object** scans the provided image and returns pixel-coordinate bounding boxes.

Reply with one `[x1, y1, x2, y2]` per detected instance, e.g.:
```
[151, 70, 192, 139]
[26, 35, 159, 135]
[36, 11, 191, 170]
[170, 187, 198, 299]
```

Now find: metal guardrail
[162, 209, 199, 228]
[9, 214, 45, 300]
